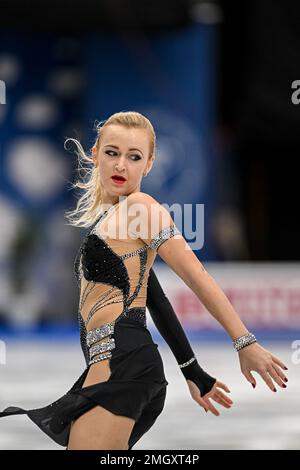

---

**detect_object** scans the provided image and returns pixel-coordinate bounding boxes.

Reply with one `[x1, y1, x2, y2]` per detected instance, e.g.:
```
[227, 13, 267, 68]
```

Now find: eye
[105, 150, 141, 161]
[131, 155, 142, 161]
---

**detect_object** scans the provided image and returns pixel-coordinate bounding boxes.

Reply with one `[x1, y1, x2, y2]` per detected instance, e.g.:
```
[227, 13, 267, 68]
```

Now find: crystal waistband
[86, 323, 115, 348]
[89, 338, 116, 360]
[89, 351, 112, 365]
[86, 307, 147, 366]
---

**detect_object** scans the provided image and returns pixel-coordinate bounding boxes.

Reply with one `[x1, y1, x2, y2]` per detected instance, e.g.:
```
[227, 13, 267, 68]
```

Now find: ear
[145, 157, 154, 174]
[92, 145, 98, 165]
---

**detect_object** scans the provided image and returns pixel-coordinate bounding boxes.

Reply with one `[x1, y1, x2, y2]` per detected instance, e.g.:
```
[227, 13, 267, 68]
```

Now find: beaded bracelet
[233, 332, 257, 351]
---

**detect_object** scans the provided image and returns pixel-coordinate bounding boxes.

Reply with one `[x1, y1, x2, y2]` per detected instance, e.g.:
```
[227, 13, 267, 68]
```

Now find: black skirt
[0, 317, 169, 450]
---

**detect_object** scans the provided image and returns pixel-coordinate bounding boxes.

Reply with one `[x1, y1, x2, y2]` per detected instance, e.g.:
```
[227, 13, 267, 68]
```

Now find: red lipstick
[111, 174, 127, 184]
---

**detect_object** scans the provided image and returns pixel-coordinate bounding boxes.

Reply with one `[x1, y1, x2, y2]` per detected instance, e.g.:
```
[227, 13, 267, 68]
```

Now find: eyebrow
[104, 144, 143, 155]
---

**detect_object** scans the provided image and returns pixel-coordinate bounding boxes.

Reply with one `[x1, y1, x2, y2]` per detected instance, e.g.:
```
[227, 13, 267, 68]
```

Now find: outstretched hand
[186, 379, 233, 416]
[238, 342, 289, 392]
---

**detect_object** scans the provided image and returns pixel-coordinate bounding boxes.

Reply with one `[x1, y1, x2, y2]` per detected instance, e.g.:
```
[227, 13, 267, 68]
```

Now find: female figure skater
[0, 111, 288, 450]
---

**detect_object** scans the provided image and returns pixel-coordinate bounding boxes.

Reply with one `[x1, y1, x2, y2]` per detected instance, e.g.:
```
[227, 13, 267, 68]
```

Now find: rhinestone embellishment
[148, 225, 181, 250]
[89, 338, 115, 360]
[178, 356, 196, 368]
[233, 332, 257, 351]
[89, 352, 112, 365]
[73, 205, 180, 367]
[86, 323, 115, 348]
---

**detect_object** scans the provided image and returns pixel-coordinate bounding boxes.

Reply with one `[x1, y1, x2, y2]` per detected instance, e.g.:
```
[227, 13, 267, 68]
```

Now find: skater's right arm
[146, 267, 217, 397]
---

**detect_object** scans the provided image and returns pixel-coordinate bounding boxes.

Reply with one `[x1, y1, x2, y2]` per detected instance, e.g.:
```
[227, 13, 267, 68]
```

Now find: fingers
[243, 369, 256, 388]
[196, 382, 233, 416]
[213, 391, 233, 409]
[271, 354, 288, 371]
[271, 363, 288, 385]
[195, 396, 210, 412]
[204, 398, 220, 416]
[194, 394, 220, 416]
[244, 365, 288, 392]
[267, 365, 288, 390]
[215, 390, 234, 406]
[212, 395, 230, 408]
[258, 370, 279, 392]
[216, 381, 231, 393]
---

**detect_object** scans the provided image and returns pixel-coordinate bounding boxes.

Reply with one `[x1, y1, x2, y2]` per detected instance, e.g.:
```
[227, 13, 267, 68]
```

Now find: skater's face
[92, 124, 154, 200]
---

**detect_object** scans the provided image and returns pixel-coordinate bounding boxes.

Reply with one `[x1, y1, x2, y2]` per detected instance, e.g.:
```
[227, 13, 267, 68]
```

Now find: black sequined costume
[0, 200, 180, 449]
[0, 197, 217, 449]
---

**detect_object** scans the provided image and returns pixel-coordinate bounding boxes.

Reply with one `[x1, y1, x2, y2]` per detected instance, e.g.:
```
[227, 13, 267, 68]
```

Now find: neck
[99, 194, 127, 211]
[100, 185, 141, 207]
[100, 191, 121, 206]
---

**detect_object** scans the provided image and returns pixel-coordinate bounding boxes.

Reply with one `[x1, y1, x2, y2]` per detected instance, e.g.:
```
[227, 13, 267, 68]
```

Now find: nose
[115, 156, 126, 172]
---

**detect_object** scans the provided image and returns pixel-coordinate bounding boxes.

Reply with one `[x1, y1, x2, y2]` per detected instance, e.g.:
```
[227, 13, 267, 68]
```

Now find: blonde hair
[64, 111, 156, 228]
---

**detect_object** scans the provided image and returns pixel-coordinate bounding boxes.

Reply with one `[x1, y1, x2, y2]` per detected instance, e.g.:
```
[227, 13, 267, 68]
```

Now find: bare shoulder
[126, 192, 167, 220]
[127, 191, 177, 236]
[127, 191, 157, 206]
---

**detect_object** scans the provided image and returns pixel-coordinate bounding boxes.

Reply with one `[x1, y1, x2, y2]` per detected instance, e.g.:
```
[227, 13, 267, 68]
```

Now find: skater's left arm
[130, 192, 289, 393]
[157, 231, 289, 392]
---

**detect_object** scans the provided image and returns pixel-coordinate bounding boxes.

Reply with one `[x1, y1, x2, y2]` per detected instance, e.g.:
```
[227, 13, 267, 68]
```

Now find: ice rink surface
[0, 339, 299, 450]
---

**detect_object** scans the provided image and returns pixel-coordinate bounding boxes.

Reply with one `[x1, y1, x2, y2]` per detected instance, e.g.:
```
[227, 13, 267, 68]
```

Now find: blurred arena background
[0, 0, 300, 450]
